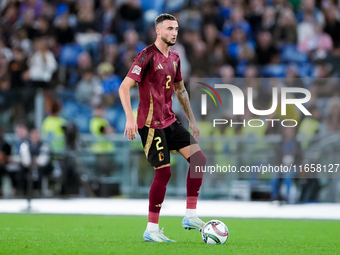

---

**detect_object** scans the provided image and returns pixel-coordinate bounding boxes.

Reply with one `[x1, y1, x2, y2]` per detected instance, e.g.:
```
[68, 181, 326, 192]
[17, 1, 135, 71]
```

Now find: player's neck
[154, 40, 170, 57]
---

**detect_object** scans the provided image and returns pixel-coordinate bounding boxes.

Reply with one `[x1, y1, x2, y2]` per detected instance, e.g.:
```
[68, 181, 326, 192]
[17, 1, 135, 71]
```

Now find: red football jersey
[127, 44, 183, 129]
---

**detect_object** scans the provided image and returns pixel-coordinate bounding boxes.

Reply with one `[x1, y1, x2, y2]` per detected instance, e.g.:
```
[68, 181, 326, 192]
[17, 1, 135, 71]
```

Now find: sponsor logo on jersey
[132, 65, 142, 75]
[156, 63, 163, 70]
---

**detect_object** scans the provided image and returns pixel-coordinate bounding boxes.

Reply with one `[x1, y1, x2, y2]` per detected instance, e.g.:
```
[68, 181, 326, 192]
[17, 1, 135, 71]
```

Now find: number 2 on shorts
[154, 137, 164, 150]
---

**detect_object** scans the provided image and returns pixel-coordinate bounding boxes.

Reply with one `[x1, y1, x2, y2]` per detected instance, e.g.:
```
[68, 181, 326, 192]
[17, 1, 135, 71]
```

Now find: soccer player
[119, 13, 207, 242]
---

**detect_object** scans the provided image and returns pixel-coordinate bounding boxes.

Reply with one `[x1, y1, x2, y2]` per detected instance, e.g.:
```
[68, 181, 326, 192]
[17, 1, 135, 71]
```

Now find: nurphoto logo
[198, 82, 312, 128]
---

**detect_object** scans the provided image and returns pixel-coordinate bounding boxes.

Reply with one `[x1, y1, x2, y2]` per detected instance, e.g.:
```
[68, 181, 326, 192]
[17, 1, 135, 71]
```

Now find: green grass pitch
[0, 214, 339, 255]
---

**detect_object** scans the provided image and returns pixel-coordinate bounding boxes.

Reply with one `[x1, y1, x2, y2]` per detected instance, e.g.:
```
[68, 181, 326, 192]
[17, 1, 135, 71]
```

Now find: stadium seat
[105, 107, 120, 128]
[280, 44, 308, 64]
[260, 64, 286, 78]
[298, 63, 315, 79]
[58, 90, 77, 102]
[74, 115, 90, 133]
[316, 98, 330, 115]
[140, 0, 165, 13]
[59, 44, 84, 67]
[164, 0, 186, 13]
[61, 101, 79, 119]
[236, 61, 249, 77]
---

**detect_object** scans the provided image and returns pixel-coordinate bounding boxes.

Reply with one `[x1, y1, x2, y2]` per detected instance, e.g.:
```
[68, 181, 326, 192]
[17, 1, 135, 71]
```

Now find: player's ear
[156, 26, 161, 36]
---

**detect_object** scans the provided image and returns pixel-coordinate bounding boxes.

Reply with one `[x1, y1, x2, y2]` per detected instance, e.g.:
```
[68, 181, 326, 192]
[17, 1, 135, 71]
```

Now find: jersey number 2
[166, 75, 171, 89]
[154, 137, 164, 150]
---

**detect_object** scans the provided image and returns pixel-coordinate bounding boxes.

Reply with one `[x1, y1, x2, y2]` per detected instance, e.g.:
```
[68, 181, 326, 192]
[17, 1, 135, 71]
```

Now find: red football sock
[186, 151, 206, 209]
[148, 166, 171, 223]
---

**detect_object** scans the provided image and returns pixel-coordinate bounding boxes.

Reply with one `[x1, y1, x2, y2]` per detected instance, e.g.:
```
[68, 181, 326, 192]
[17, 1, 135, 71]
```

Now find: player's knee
[155, 165, 172, 182]
[200, 151, 207, 166]
[191, 150, 206, 166]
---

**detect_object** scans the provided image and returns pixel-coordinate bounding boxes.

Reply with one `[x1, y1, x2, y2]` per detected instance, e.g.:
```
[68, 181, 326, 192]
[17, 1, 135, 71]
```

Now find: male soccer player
[119, 13, 206, 242]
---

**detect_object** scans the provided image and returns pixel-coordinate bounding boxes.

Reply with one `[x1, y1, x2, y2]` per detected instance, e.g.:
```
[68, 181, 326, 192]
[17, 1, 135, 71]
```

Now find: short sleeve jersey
[127, 44, 183, 129]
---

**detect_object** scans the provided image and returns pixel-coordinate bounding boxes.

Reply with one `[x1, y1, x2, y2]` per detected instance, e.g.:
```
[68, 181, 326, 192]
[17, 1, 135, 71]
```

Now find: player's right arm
[118, 76, 138, 141]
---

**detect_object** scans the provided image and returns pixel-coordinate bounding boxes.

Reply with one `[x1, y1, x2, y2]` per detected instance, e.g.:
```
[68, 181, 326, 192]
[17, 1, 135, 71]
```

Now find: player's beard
[161, 36, 176, 46]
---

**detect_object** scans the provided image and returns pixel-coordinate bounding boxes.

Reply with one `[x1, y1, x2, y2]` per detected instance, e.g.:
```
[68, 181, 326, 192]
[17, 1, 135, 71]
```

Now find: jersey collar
[153, 43, 171, 58]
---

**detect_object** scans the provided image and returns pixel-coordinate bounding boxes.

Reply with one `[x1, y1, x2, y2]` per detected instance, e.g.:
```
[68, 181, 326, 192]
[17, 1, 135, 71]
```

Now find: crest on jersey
[173, 61, 177, 72]
[158, 152, 164, 162]
[132, 65, 142, 75]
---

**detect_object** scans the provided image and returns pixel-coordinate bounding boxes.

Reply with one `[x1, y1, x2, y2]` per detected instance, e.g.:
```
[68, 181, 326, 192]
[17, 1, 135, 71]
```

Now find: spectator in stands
[227, 27, 255, 66]
[0, 53, 9, 81]
[271, 126, 303, 203]
[28, 36, 57, 88]
[218, 0, 232, 20]
[0, 3, 19, 39]
[183, 30, 208, 76]
[34, 16, 52, 38]
[297, 12, 315, 48]
[116, 47, 137, 78]
[77, 51, 93, 75]
[109, 0, 143, 41]
[261, 7, 276, 34]
[90, 104, 114, 153]
[10, 28, 33, 56]
[207, 39, 229, 77]
[9, 47, 29, 89]
[97, 62, 121, 105]
[0, 127, 12, 197]
[244, 65, 271, 110]
[75, 68, 102, 106]
[102, 34, 119, 64]
[284, 65, 305, 98]
[14, 122, 30, 195]
[298, 104, 321, 148]
[29, 129, 53, 196]
[296, 0, 325, 25]
[19, 8, 38, 40]
[203, 23, 220, 52]
[326, 96, 340, 131]
[76, 0, 98, 33]
[54, 8, 75, 46]
[42, 99, 66, 152]
[255, 30, 280, 66]
[273, 9, 298, 47]
[201, 0, 224, 31]
[0, 76, 13, 125]
[246, 0, 265, 36]
[219, 64, 235, 80]
[95, 0, 116, 33]
[0, 38, 12, 62]
[325, 42, 340, 76]
[323, 7, 340, 47]
[299, 22, 333, 57]
[119, 29, 145, 57]
[19, 0, 44, 20]
[0, 76, 11, 91]
[222, 6, 252, 39]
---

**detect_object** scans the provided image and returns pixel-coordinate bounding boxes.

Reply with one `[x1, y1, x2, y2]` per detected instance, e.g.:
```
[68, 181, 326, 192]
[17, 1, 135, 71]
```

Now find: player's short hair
[155, 13, 177, 28]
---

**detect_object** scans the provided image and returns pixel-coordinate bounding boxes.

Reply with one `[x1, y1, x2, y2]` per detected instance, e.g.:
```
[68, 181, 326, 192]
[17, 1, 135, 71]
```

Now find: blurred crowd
[0, 0, 340, 133]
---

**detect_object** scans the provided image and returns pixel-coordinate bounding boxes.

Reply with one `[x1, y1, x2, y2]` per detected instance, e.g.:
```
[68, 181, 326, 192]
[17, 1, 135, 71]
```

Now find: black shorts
[138, 120, 197, 168]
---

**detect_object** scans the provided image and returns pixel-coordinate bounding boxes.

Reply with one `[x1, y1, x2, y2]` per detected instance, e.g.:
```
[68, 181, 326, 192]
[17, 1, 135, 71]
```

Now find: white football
[201, 220, 229, 244]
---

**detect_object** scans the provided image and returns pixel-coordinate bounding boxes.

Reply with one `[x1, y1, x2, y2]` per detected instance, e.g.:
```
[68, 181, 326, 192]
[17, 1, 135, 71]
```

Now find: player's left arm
[174, 80, 200, 141]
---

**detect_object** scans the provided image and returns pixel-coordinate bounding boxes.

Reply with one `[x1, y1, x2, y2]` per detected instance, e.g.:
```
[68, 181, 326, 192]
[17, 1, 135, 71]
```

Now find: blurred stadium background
[1, 0, 340, 216]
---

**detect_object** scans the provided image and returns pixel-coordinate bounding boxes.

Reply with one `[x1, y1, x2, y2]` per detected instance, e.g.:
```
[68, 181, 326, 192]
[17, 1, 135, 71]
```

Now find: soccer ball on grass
[201, 220, 229, 244]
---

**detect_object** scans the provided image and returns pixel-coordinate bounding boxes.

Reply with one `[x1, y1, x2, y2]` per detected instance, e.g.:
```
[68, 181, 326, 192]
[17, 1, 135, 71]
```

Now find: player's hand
[189, 121, 200, 142]
[124, 118, 138, 140]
